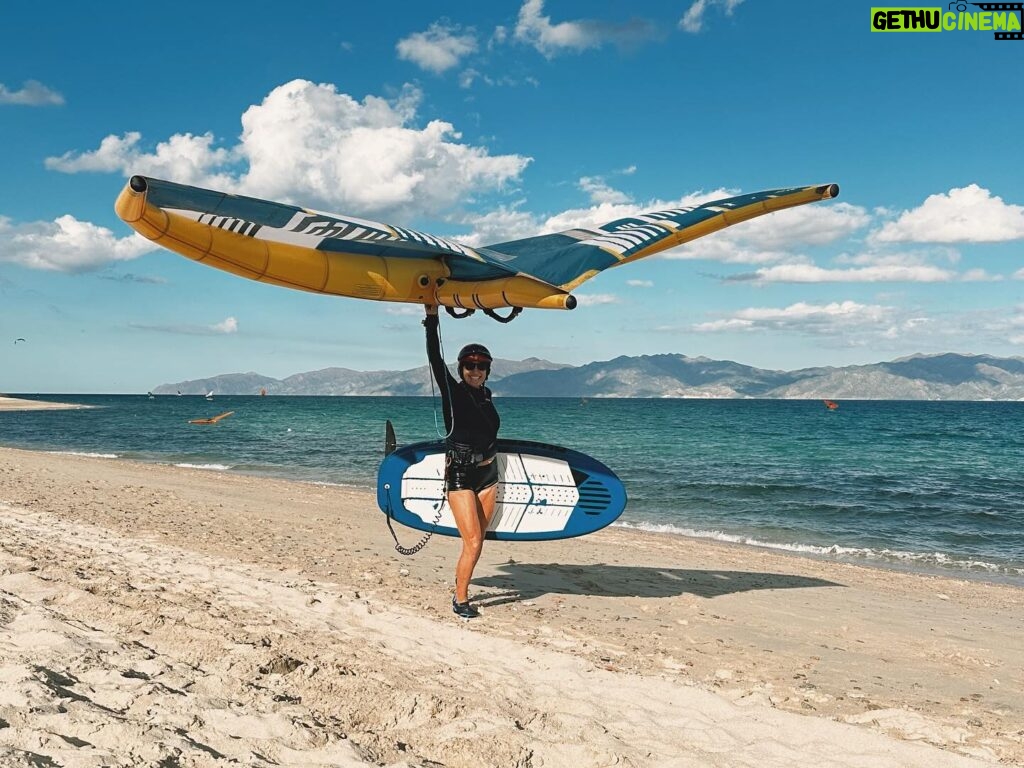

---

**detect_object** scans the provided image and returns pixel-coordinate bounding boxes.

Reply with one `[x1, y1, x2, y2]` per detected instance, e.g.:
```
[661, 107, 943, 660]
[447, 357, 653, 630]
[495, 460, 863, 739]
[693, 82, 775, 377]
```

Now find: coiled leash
[383, 487, 443, 556]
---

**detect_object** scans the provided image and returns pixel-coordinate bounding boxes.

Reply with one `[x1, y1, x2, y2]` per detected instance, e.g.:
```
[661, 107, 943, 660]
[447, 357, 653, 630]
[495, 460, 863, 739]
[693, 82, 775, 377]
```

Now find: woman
[424, 305, 500, 619]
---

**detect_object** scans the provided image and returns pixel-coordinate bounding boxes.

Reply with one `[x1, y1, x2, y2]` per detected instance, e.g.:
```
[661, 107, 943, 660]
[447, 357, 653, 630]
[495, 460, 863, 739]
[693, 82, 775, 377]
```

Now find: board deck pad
[377, 438, 627, 541]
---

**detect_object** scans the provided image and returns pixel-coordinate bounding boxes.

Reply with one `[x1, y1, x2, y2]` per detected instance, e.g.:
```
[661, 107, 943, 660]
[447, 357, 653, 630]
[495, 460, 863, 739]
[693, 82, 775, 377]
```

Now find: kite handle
[483, 306, 522, 324]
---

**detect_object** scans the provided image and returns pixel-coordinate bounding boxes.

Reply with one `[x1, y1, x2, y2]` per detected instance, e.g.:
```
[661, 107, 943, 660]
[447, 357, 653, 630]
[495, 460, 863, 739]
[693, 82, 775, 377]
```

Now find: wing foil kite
[115, 175, 838, 320]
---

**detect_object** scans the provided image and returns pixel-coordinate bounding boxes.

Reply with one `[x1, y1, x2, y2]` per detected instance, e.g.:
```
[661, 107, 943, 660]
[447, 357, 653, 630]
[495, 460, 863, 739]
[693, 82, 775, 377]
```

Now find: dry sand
[0, 445, 1021, 767]
[0, 396, 86, 411]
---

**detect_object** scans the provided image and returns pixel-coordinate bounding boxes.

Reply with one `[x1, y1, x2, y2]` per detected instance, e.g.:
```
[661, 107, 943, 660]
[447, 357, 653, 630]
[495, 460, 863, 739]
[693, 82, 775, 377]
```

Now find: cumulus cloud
[46, 131, 236, 188]
[872, 185, 1024, 243]
[680, 0, 745, 33]
[45, 79, 531, 220]
[514, 0, 657, 57]
[396, 22, 478, 74]
[578, 176, 630, 205]
[0, 214, 155, 272]
[667, 202, 871, 265]
[730, 202, 869, 248]
[693, 300, 892, 334]
[0, 80, 64, 106]
[451, 204, 539, 246]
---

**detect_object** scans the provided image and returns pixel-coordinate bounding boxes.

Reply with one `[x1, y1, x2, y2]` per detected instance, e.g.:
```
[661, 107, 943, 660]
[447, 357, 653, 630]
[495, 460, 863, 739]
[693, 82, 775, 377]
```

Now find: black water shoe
[452, 597, 480, 619]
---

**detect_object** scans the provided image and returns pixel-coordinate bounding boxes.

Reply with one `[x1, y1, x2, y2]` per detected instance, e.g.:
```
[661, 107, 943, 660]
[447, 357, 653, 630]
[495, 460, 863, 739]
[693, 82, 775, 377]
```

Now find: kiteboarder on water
[424, 305, 500, 619]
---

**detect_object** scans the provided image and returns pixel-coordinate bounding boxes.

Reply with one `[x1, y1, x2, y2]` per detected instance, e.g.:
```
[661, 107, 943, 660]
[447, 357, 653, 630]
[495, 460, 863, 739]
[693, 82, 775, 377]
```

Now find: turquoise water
[2, 395, 1023, 585]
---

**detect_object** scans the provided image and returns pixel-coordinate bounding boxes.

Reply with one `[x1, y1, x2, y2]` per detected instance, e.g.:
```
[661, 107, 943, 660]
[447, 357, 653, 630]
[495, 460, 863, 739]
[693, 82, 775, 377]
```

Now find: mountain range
[152, 352, 1024, 400]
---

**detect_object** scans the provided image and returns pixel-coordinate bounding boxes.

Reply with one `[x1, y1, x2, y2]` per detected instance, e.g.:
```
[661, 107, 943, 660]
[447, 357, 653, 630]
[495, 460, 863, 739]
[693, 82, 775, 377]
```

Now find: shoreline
[0, 394, 88, 411]
[8, 441, 1024, 589]
[1, 445, 1021, 765]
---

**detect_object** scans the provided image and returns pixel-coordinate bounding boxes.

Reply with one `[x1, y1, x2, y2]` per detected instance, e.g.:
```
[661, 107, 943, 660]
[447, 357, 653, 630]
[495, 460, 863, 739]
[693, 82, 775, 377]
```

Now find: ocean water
[2, 394, 1023, 586]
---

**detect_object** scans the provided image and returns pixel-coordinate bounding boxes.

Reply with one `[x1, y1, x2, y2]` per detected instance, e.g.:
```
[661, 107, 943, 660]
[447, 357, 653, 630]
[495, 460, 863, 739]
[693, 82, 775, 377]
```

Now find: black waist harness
[446, 441, 494, 466]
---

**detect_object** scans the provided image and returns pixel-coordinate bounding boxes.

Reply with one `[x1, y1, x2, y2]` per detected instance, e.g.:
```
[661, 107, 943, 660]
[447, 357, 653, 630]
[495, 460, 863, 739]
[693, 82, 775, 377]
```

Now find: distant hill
[154, 352, 1024, 400]
[152, 358, 571, 397]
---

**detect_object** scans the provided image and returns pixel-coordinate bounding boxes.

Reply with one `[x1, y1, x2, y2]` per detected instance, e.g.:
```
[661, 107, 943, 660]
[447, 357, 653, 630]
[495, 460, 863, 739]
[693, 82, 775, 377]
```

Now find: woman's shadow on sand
[473, 562, 843, 606]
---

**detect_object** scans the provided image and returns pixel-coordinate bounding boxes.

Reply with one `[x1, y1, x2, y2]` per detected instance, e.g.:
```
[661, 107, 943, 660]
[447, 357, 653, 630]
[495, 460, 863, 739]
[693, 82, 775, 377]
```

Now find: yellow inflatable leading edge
[115, 175, 838, 321]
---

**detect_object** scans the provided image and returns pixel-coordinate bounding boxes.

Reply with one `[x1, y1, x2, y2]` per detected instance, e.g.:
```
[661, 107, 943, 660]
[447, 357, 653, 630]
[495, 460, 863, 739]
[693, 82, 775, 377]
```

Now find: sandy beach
[0, 395, 86, 411]
[0, 446, 1021, 767]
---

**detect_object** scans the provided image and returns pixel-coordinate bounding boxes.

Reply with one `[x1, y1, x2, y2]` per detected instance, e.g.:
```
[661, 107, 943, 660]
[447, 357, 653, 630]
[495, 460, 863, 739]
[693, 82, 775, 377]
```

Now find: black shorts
[446, 456, 498, 493]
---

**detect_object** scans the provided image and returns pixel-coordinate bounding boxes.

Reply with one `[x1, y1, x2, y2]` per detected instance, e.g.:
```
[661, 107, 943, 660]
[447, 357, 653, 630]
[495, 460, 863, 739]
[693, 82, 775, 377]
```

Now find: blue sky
[2, 1, 1023, 393]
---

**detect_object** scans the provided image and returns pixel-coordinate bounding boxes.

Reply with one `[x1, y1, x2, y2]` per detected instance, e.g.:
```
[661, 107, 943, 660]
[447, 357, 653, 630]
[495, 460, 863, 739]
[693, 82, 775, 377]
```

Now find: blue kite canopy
[115, 176, 838, 319]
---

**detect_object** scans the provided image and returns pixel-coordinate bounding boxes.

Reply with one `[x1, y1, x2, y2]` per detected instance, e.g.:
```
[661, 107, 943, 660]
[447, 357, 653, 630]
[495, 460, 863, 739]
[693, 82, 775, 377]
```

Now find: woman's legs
[448, 488, 485, 603]
[448, 481, 498, 603]
[477, 482, 498, 531]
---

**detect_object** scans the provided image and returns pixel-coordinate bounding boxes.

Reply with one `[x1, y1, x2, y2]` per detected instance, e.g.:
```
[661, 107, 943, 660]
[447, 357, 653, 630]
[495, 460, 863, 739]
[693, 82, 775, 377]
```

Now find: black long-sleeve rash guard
[424, 314, 500, 457]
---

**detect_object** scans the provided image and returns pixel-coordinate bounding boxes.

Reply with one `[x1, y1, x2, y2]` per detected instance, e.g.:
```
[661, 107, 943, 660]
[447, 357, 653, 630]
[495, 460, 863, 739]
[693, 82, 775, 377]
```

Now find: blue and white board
[377, 438, 627, 541]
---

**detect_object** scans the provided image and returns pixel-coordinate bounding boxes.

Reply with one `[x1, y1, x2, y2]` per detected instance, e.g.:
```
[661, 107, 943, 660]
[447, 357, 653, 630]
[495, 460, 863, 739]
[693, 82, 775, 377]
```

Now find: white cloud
[0, 215, 155, 272]
[729, 202, 869, 248]
[728, 263, 956, 283]
[449, 204, 539, 246]
[578, 176, 630, 205]
[459, 68, 482, 89]
[396, 22, 478, 74]
[835, 248, 958, 267]
[676, 241, 808, 265]
[46, 131, 236, 187]
[46, 79, 531, 221]
[1010, 307, 1024, 344]
[514, 0, 656, 57]
[961, 268, 1002, 282]
[957, 305, 1024, 346]
[0, 79, 64, 106]
[694, 300, 892, 334]
[691, 300, 1024, 351]
[540, 189, 731, 234]
[212, 317, 238, 334]
[666, 202, 870, 266]
[384, 305, 425, 316]
[626, 279, 653, 287]
[680, 0, 745, 33]
[453, 186, 854, 253]
[575, 293, 620, 306]
[131, 316, 240, 336]
[503, 189, 860, 263]
[872, 184, 1024, 243]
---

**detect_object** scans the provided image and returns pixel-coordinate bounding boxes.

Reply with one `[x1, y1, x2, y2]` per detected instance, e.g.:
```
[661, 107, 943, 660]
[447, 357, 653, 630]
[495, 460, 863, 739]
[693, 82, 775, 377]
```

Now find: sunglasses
[462, 361, 490, 372]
